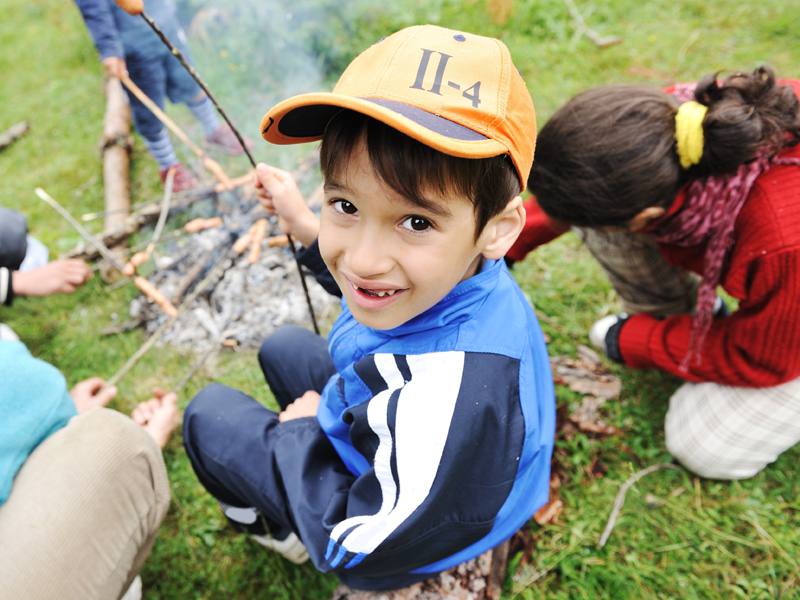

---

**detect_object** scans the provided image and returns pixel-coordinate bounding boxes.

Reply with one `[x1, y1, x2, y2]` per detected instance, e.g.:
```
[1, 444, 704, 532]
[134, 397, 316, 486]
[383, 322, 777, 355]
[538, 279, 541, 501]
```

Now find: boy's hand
[13, 260, 92, 297]
[71, 377, 117, 414]
[102, 56, 127, 79]
[279, 390, 321, 422]
[254, 163, 319, 247]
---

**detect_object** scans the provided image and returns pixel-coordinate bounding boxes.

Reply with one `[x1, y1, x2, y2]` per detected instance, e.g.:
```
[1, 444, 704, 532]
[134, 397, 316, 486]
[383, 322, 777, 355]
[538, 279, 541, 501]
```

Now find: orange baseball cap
[260, 25, 536, 188]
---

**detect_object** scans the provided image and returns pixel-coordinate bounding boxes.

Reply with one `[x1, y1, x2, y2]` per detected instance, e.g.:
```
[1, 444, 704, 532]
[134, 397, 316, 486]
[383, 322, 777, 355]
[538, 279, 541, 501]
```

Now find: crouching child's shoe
[220, 502, 309, 564]
[251, 531, 309, 564]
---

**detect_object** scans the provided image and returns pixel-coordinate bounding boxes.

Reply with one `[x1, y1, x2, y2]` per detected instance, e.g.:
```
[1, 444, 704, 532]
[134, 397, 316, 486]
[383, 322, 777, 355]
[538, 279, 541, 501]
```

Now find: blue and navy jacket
[281, 244, 555, 587]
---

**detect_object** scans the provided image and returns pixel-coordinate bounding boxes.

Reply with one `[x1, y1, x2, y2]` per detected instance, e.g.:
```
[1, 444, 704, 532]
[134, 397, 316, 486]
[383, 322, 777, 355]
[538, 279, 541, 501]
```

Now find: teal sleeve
[0, 341, 77, 505]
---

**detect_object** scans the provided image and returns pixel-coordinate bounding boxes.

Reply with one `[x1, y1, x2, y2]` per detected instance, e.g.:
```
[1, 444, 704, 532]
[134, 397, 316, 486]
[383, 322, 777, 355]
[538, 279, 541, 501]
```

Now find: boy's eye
[400, 215, 432, 232]
[332, 199, 358, 215]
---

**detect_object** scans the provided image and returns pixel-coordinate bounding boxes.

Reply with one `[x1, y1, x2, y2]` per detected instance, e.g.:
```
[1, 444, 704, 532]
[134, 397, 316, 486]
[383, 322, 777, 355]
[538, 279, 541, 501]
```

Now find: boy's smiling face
[319, 139, 490, 330]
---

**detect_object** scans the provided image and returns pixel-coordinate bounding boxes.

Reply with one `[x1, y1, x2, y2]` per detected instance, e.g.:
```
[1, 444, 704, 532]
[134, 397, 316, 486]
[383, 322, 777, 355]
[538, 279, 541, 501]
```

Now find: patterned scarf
[653, 83, 800, 369]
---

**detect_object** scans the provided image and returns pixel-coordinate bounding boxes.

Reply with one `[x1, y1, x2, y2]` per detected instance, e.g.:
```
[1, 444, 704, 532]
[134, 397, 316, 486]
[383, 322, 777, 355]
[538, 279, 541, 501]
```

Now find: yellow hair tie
[675, 100, 708, 169]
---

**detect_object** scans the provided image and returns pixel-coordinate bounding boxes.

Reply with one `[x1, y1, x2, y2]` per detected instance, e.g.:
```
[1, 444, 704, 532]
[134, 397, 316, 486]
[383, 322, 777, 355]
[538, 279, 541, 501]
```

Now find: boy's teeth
[361, 288, 397, 297]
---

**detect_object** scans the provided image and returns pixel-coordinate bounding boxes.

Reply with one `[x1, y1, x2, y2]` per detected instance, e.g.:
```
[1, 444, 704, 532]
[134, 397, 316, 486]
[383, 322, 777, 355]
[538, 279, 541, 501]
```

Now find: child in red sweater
[509, 67, 800, 480]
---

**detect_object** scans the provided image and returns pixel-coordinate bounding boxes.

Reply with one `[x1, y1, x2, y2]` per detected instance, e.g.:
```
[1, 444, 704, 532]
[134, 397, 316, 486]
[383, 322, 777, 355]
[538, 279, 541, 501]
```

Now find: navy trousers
[183, 325, 336, 539]
[124, 39, 201, 141]
[183, 325, 441, 590]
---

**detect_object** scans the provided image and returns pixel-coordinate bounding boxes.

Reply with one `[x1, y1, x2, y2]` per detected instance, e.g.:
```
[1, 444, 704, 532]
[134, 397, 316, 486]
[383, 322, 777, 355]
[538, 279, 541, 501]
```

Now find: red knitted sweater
[509, 80, 800, 387]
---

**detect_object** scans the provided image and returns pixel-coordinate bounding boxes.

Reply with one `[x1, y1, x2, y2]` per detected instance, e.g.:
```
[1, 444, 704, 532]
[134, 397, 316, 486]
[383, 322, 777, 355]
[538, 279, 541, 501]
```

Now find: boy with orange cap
[183, 25, 555, 590]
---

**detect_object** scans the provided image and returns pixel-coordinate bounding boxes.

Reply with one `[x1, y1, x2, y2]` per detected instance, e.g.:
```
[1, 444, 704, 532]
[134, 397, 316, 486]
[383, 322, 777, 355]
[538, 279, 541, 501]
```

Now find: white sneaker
[251, 532, 310, 564]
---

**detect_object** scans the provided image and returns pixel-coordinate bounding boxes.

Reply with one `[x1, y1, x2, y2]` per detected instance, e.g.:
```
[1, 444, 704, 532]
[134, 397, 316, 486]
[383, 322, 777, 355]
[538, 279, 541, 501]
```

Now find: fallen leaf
[534, 498, 564, 526]
[569, 395, 619, 436]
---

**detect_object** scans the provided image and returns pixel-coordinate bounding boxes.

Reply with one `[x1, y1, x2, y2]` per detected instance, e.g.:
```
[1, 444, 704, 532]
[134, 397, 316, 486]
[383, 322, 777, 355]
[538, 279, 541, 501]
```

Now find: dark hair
[530, 66, 800, 226]
[319, 110, 520, 238]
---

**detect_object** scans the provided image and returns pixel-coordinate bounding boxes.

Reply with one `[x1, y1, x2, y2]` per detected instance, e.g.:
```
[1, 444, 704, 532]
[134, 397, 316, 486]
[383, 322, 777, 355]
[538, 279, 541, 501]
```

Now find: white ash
[130, 189, 337, 351]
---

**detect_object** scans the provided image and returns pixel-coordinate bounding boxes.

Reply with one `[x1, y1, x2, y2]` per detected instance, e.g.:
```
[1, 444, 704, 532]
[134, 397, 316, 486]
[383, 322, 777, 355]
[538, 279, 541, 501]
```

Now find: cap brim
[260, 93, 508, 160]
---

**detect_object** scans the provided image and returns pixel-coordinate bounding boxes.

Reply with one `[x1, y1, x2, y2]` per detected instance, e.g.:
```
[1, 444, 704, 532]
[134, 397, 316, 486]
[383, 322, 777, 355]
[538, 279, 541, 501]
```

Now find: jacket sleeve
[272, 350, 526, 579]
[74, 0, 124, 60]
[0, 207, 28, 270]
[296, 238, 341, 297]
[619, 248, 800, 386]
[506, 195, 569, 263]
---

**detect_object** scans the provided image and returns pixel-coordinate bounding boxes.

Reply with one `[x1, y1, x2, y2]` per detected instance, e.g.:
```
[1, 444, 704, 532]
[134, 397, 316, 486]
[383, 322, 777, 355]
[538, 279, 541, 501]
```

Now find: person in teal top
[0, 323, 181, 599]
[0, 339, 77, 504]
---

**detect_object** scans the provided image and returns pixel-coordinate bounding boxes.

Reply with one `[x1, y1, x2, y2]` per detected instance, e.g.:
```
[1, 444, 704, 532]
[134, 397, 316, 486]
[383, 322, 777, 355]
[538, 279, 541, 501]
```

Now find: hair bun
[689, 65, 799, 176]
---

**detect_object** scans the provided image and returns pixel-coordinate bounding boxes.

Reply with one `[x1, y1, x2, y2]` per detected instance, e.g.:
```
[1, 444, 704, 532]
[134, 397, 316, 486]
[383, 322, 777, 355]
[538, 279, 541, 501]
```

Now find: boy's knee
[258, 325, 308, 368]
[73, 409, 170, 502]
[183, 383, 239, 452]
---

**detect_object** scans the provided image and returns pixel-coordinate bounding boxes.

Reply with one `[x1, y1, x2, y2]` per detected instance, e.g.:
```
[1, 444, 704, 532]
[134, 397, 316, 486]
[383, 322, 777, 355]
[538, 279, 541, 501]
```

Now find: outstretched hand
[254, 163, 319, 247]
[13, 259, 92, 297]
[132, 388, 180, 448]
[102, 56, 128, 79]
[279, 390, 321, 422]
[71, 377, 117, 414]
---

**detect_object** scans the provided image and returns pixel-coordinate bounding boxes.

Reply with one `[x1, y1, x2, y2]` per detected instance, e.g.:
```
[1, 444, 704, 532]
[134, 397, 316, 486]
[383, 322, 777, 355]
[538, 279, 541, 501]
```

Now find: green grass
[2, 0, 798, 598]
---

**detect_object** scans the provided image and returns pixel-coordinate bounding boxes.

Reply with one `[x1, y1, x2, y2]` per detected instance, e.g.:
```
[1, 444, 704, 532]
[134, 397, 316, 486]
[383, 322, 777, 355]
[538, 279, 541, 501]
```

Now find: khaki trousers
[579, 228, 800, 479]
[0, 409, 170, 599]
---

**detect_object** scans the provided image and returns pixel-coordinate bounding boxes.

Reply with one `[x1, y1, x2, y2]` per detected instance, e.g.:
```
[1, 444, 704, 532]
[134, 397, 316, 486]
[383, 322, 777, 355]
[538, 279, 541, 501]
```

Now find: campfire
[126, 179, 336, 351]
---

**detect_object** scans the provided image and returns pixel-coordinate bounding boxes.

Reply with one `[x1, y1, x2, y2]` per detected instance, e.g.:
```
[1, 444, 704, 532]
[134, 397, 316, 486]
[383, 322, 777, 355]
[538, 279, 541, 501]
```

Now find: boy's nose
[345, 227, 395, 279]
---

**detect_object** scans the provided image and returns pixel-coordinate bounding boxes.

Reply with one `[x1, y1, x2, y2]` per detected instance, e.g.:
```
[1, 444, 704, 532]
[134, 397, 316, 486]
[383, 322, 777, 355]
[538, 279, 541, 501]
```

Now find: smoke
[173, 0, 388, 178]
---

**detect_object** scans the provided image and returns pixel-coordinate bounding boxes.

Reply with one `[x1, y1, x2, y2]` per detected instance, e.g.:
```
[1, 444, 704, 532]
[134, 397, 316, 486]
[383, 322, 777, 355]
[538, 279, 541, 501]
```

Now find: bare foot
[71, 377, 117, 414]
[132, 389, 180, 448]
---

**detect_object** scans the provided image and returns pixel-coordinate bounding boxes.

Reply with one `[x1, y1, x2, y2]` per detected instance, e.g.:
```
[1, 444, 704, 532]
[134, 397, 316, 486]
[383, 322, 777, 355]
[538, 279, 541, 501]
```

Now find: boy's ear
[479, 195, 525, 260]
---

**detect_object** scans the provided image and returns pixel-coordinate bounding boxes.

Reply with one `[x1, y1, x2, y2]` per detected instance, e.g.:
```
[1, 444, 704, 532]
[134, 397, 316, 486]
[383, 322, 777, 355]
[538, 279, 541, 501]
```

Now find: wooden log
[0, 121, 29, 152]
[486, 541, 510, 600]
[63, 191, 198, 260]
[102, 77, 132, 237]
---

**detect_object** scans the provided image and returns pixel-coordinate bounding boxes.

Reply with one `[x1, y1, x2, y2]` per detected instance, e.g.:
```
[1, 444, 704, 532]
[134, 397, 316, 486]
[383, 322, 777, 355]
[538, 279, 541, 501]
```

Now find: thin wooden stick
[564, 0, 622, 48]
[35, 187, 178, 316]
[0, 121, 29, 151]
[123, 167, 174, 276]
[119, 74, 232, 187]
[106, 248, 235, 388]
[36, 188, 126, 271]
[598, 463, 681, 548]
